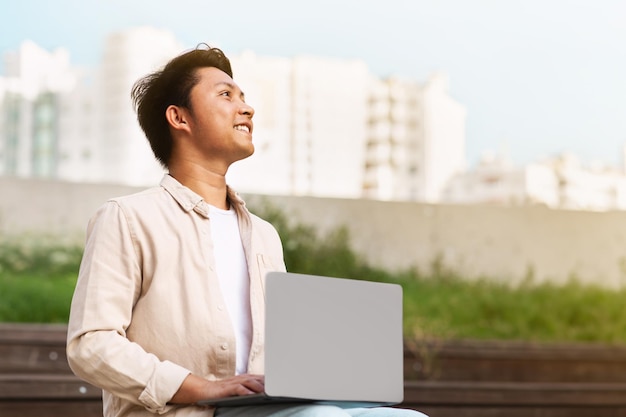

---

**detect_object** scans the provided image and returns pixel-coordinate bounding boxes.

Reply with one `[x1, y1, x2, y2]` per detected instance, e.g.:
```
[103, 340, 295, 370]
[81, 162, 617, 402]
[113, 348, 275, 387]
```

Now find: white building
[363, 73, 466, 202]
[442, 152, 557, 206]
[363, 76, 422, 201]
[443, 152, 626, 211]
[0, 30, 183, 186]
[228, 51, 371, 198]
[56, 67, 99, 183]
[97, 26, 182, 185]
[550, 154, 626, 211]
[1, 29, 467, 204]
[226, 51, 293, 195]
[0, 40, 80, 179]
[289, 55, 371, 198]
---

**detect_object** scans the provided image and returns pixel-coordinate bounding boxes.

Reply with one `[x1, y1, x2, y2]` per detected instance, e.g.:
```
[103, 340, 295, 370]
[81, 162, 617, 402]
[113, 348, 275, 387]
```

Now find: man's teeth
[235, 125, 250, 133]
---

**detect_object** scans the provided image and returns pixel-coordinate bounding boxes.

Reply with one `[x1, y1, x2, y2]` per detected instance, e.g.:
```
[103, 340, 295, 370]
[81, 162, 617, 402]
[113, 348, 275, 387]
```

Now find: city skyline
[3, 28, 626, 211]
[2, 0, 626, 169]
[0, 30, 467, 204]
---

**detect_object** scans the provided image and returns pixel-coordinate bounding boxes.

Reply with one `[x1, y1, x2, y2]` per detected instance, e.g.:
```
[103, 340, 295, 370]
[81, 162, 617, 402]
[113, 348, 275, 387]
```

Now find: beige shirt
[67, 175, 286, 417]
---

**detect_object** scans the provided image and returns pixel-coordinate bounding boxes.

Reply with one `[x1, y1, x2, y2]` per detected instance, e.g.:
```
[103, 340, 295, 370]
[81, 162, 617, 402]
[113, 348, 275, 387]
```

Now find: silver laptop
[199, 271, 404, 408]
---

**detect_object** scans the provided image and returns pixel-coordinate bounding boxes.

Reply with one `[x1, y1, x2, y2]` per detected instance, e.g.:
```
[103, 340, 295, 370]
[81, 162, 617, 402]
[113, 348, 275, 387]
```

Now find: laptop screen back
[264, 272, 404, 404]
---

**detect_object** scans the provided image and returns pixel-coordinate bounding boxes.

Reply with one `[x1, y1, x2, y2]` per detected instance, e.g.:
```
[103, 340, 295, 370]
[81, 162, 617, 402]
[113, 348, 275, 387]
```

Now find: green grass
[399, 275, 626, 344]
[0, 271, 76, 322]
[3, 205, 626, 345]
[0, 235, 82, 323]
[4, 266, 626, 345]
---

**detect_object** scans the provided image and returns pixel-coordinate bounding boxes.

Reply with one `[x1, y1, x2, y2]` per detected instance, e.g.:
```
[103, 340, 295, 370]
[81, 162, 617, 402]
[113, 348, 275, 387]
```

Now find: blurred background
[1, 0, 625, 204]
[2, 0, 626, 304]
[3, 5, 626, 415]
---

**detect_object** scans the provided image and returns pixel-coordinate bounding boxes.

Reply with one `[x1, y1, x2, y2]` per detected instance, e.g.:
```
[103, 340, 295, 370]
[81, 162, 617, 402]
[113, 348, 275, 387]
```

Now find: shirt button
[217, 305, 224, 311]
[221, 343, 228, 350]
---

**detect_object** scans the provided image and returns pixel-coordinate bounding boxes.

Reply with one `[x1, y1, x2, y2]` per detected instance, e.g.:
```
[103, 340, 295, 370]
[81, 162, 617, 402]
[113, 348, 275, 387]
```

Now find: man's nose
[241, 103, 255, 118]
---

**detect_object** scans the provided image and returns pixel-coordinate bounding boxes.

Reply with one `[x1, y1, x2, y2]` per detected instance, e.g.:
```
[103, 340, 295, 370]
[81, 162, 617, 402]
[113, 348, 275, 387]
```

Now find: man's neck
[168, 164, 229, 210]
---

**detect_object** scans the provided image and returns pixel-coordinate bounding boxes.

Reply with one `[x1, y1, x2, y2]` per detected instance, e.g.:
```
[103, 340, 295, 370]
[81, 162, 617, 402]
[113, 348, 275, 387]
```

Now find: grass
[4, 265, 626, 345]
[0, 235, 83, 323]
[0, 271, 76, 323]
[304, 261, 626, 344]
[2, 206, 626, 345]
[399, 275, 626, 344]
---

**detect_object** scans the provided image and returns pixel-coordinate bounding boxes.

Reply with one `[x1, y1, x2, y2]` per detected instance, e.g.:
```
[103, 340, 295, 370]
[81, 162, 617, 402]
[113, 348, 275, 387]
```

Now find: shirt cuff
[138, 360, 191, 414]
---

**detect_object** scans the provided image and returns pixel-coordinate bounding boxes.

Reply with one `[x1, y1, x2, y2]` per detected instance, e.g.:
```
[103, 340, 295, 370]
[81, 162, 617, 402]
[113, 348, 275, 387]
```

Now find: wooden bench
[404, 338, 626, 383]
[4, 323, 626, 416]
[403, 338, 626, 416]
[403, 380, 626, 417]
[0, 323, 101, 417]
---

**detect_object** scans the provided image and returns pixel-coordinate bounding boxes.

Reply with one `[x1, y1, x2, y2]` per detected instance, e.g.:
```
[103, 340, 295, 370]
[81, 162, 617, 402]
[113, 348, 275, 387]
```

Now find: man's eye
[220, 91, 231, 97]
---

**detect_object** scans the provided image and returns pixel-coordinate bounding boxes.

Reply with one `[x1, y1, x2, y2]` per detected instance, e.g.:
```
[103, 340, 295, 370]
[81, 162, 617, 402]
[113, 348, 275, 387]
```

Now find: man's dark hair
[131, 45, 233, 168]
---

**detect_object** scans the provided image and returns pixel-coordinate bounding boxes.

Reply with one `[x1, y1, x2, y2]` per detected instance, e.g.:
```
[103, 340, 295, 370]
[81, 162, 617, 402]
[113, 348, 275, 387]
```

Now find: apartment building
[0, 28, 180, 186]
[98, 26, 182, 185]
[228, 51, 371, 198]
[1, 28, 467, 204]
[0, 40, 79, 179]
[443, 152, 626, 211]
[363, 73, 466, 202]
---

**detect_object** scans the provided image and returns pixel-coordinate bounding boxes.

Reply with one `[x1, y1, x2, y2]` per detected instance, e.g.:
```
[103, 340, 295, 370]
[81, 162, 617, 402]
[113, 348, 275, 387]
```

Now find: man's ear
[165, 105, 190, 133]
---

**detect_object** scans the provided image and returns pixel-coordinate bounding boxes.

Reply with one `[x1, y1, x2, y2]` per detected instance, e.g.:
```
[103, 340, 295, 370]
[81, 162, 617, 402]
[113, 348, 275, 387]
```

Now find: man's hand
[170, 373, 265, 404]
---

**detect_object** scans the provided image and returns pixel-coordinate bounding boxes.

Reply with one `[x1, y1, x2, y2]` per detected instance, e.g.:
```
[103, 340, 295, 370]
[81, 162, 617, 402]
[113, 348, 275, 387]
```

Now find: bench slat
[403, 381, 626, 406]
[0, 374, 101, 399]
[0, 401, 103, 417]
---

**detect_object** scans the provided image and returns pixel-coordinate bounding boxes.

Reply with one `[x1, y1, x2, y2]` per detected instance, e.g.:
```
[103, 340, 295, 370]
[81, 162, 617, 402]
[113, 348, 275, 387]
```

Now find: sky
[1, 0, 625, 168]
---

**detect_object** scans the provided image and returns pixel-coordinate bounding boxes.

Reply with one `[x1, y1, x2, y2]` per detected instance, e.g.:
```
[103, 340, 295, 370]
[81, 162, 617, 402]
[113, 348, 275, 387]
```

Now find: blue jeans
[215, 404, 428, 417]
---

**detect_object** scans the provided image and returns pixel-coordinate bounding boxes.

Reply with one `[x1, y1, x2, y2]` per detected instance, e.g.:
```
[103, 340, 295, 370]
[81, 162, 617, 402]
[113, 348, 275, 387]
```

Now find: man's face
[183, 66, 255, 169]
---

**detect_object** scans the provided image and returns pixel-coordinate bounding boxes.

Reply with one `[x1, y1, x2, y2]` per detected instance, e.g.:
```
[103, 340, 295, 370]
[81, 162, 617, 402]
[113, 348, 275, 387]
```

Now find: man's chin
[244, 145, 255, 159]
[233, 146, 255, 163]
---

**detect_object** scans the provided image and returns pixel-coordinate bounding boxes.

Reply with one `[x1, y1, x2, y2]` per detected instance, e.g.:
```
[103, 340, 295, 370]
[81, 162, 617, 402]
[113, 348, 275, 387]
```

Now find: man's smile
[234, 123, 252, 134]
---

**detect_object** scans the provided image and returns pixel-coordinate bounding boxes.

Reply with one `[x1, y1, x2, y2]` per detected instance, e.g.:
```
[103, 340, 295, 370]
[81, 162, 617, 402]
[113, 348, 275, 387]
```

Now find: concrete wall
[3, 177, 626, 288]
[0, 177, 143, 241]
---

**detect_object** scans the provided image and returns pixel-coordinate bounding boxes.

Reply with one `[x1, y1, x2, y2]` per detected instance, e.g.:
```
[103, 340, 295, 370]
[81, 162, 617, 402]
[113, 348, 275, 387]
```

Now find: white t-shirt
[209, 205, 252, 375]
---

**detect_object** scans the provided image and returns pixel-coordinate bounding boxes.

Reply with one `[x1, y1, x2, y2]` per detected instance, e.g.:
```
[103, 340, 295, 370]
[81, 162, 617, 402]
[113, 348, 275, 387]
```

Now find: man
[67, 45, 427, 417]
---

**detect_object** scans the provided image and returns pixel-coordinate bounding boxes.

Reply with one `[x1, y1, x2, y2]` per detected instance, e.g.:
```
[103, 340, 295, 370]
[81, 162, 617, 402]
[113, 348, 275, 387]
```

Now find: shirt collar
[160, 174, 249, 222]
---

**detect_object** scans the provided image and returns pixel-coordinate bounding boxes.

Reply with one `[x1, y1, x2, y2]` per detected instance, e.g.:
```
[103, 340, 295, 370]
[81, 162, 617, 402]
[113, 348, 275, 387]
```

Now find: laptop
[198, 271, 405, 408]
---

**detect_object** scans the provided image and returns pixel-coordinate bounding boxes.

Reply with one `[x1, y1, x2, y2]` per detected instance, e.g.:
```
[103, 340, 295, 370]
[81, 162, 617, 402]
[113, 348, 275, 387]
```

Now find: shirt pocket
[256, 253, 286, 296]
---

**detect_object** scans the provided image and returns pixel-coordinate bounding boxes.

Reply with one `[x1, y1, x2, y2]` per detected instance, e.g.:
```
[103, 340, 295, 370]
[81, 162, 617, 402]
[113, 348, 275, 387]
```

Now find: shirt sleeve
[66, 201, 191, 413]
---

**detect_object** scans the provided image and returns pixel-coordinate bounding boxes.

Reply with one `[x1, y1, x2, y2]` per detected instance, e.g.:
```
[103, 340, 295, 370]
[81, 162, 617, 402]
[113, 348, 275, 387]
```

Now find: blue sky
[2, 0, 625, 168]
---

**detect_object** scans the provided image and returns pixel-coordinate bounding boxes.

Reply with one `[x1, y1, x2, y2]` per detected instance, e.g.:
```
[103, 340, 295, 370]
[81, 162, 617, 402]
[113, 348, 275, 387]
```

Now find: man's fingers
[236, 375, 264, 394]
[243, 377, 264, 392]
[215, 374, 264, 397]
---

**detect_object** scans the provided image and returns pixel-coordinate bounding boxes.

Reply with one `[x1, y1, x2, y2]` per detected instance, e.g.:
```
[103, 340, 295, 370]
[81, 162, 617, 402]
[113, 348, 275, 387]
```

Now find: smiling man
[66, 45, 427, 417]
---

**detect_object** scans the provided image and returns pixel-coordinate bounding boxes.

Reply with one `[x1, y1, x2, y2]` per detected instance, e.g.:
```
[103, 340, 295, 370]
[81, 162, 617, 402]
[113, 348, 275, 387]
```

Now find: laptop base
[198, 393, 395, 408]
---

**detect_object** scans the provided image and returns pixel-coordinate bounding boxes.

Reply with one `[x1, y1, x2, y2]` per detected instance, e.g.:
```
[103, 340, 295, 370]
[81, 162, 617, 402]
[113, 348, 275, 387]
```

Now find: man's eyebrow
[215, 81, 245, 99]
